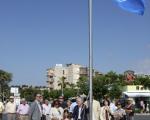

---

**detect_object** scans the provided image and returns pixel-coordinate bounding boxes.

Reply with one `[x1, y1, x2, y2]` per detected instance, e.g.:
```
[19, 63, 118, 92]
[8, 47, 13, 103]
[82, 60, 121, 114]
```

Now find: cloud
[134, 58, 150, 74]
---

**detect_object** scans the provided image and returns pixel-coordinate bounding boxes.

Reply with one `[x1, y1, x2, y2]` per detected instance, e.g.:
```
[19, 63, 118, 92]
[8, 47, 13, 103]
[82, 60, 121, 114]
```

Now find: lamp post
[88, 0, 93, 120]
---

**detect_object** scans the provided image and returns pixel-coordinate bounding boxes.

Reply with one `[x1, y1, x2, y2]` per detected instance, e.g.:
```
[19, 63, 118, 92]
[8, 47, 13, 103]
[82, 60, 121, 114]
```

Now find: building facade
[47, 64, 90, 90]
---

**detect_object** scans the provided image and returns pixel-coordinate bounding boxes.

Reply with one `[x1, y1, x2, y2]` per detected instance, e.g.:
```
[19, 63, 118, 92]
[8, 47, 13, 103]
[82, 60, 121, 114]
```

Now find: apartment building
[46, 64, 89, 90]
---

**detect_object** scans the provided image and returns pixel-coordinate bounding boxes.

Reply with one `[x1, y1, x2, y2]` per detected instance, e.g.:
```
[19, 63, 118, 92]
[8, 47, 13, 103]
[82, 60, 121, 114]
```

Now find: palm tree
[58, 76, 70, 96]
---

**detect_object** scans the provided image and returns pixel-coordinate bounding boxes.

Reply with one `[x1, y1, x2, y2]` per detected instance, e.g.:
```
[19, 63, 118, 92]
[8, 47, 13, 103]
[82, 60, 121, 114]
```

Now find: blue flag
[114, 0, 145, 15]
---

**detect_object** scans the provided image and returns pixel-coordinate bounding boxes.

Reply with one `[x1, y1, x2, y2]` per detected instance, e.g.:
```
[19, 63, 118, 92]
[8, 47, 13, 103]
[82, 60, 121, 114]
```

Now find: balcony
[47, 78, 54, 83]
[49, 84, 54, 89]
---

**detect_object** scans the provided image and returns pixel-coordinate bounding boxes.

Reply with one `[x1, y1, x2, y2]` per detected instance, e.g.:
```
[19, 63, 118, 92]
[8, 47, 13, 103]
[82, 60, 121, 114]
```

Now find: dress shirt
[69, 102, 77, 113]
[78, 107, 82, 119]
[17, 104, 30, 115]
[110, 103, 117, 113]
[5, 102, 16, 113]
[42, 104, 51, 115]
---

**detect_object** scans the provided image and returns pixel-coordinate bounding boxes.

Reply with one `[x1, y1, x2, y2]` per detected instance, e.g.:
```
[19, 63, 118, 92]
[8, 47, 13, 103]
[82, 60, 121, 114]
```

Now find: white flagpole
[88, 0, 93, 120]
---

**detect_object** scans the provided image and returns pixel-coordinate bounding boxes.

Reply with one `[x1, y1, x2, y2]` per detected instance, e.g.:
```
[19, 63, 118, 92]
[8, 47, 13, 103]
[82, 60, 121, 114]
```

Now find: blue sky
[0, 0, 150, 85]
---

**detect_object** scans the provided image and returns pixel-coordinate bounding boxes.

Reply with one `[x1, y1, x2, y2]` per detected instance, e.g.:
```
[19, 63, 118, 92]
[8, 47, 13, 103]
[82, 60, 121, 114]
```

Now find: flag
[114, 0, 145, 15]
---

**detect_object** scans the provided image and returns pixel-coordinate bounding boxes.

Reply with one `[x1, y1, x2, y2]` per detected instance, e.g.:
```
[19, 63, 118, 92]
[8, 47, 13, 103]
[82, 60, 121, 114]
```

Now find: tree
[133, 76, 150, 89]
[0, 69, 12, 100]
[58, 76, 70, 96]
[76, 76, 88, 95]
[92, 71, 123, 100]
[20, 87, 41, 102]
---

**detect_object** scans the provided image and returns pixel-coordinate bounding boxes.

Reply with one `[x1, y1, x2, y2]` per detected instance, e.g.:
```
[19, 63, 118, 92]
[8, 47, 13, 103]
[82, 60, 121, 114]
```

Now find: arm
[28, 102, 36, 120]
[1, 103, 4, 112]
[72, 105, 77, 119]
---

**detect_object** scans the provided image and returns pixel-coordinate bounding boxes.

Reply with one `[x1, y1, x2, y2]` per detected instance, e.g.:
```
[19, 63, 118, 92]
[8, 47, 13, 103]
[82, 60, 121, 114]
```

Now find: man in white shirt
[0, 100, 4, 120]
[42, 99, 51, 120]
[5, 96, 16, 120]
[72, 97, 88, 120]
[17, 98, 30, 120]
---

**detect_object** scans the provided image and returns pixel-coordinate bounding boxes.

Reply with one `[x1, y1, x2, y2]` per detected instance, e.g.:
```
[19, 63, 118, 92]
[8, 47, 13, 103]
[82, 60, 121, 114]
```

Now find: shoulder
[59, 107, 63, 110]
[42, 104, 46, 107]
[94, 100, 100, 105]
[26, 104, 30, 107]
[6, 102, 10, 105]
[31, 101, 37, 107]
[101, 106, 105, 110]
[51, 107, 56, 111]
[73, 105, 78, 110]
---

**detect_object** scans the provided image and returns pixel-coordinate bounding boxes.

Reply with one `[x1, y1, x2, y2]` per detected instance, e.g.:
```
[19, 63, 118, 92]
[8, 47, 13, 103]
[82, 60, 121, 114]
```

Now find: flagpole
[88, 0, 93, 120]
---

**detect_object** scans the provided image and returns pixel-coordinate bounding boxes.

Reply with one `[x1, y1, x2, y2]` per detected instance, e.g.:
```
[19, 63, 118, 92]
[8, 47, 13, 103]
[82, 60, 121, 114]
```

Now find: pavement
[2, 113, 150, 120]
[134, 114, 150, 120]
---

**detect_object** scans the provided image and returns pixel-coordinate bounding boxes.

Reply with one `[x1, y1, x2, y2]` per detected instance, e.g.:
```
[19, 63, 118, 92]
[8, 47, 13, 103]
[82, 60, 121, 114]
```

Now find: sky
[0, 0, 150, 86]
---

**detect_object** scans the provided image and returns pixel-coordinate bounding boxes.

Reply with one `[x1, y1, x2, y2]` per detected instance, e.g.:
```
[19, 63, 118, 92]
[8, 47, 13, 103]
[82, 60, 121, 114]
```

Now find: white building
[47, 64, 66, 90]
[66, 64, 81, 84]
[47, 64, 86, 90]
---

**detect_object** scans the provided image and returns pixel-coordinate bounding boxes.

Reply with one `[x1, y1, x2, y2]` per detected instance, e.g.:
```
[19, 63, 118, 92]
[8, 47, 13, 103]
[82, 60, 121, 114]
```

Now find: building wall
[47, 64, 100, 90]
[67, 64, 81, 84]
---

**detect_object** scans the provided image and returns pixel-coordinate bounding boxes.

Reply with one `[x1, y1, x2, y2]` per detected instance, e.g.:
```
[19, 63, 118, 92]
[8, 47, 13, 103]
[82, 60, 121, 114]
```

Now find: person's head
[52, 100, 60, 108]
[63, 109, 70, 119]
[103, 100, 110, 106]
[116, 102, 122, 109]
[77, 97, 84, 107]
[58, 96, 64, 103]
[21, 98, 26, 105]
[45, 99, 49, 105]
[39, 95, 43, 103]
[127, 98, 133, 104]
[9, 96, 14, 103]
[35, 94, 42, 102]
[67, 100, 72, 107]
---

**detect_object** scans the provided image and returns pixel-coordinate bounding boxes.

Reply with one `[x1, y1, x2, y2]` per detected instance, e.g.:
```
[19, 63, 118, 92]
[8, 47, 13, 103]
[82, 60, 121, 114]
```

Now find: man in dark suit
[72, 97, 88, 120]
[29, 94, 43, 120]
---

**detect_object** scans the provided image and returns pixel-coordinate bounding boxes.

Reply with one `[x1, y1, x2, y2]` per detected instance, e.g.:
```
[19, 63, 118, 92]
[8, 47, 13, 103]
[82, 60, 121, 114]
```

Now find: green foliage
[63, 88, 77, 99]
[76, 76, 88, 95]
[0, 69, 12, 100]
[92, 72, 123, 100]
[133, 76, 150, 89]
[49, 90, 61, 99]
[20, 87, 41, 102]
[19, 71, 150, 101]
[42, 90, 50, 99]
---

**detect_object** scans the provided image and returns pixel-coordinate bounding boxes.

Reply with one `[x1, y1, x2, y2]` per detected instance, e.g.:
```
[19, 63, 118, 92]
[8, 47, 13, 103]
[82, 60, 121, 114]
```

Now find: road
[134, 114, 150, 120]
[2, 114, 150, 120]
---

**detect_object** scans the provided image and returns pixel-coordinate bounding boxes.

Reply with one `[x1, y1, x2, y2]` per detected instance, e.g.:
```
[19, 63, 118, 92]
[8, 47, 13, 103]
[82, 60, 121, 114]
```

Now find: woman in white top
[100, 100, 111, 120]
[50, 100, 64, 120]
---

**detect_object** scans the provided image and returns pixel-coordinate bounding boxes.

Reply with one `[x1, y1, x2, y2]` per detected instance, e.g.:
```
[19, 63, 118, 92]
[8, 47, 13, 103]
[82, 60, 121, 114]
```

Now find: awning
[123, 92, 150, 97]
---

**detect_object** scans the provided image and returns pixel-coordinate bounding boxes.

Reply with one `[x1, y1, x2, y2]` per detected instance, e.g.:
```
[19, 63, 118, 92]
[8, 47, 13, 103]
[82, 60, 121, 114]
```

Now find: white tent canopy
[123, 92, 150, 97]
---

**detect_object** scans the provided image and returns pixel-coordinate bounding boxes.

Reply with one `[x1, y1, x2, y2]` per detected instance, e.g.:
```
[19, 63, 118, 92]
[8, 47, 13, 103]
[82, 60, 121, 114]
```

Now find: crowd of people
[0, 94, 137, 120]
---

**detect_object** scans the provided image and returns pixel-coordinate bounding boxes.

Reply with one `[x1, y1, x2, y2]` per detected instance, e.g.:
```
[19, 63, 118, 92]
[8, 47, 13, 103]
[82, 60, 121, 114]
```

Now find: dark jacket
[72, 104, 88, 120]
